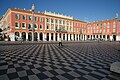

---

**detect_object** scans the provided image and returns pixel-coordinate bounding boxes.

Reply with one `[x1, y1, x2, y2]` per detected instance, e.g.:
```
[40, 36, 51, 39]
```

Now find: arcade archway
[22, 32, 26, 41]
[47, 33, 49, 41]
[15, 32, 20, 41]
[113, 35, 116, 41]
[34, 32, 38, 41]
[55, 33, 58, 41]
[28, 32, 32, 41]
[39, 32, 43, 41]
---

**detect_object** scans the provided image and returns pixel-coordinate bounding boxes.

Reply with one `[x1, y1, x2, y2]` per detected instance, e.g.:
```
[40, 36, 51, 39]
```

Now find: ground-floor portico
[80, 34, 120, 41]
[9, 31, 82, 41]
[8, 31, 120, 41]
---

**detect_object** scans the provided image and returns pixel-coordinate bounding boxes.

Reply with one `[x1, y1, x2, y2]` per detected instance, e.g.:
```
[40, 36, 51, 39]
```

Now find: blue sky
[0, 0, 120, 22]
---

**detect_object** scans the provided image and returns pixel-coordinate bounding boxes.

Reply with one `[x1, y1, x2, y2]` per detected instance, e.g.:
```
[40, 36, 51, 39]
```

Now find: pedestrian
[59, 38, 63, 46]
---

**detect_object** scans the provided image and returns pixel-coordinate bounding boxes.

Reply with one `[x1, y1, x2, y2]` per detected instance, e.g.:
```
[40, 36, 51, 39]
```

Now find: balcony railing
[93, 32, 102, 34]
[112, 32, 116, 34]
[56, 29, 67, 33]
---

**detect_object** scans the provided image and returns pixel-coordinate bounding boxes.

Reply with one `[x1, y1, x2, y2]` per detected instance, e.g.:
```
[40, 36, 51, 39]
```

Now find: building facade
[86, 19, 120, 41]
[0, 8, 120, 41]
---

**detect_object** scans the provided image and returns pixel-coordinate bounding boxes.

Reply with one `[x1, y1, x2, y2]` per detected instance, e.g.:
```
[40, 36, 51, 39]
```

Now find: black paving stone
[36, 73, 49, 79]
[7, 72, 19, 79]
[0, 69, 7, 75]
[61, 73, 75, 80]
[20, 76, 29, 80]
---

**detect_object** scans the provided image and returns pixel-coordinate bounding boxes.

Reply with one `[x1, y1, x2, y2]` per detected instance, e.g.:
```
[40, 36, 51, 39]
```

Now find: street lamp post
[32, 4, 35, 42]
[115, 13, 118, 41]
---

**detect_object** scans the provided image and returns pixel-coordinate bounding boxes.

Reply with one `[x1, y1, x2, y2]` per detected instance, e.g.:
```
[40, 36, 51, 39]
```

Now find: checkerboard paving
[0, 43, 120, 80]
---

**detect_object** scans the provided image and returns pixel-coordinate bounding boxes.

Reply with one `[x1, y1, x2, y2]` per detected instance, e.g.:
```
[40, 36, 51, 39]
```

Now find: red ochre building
[0, 8, 120, 41]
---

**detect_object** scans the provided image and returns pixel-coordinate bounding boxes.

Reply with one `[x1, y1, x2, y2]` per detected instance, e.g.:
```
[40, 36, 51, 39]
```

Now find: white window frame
[28, 23, 32, 29]
[46, 18, 49, 22]
[40, 17, 44, 22]
[46, 25, 49, 30]
[28, 16, 32, 20]
[40, 24, 43, 30]
[113, 29, 116, 33]
[22, 22, 26, 29]
[59, 20, 62, 24]
[51, 26, 54, 30]
[63, 21, 65, 25]
[34, 17, 38, 21]
[34, 24, 38, 29]
[55, 19, 58, 23]
[113, 22, 116, 28]
[15, 22, 20, 28]
[51, 19, 54, 23]
[55, 26, 58, 30]
[104, 23, 106, 28]
[22, 15, 26, 20]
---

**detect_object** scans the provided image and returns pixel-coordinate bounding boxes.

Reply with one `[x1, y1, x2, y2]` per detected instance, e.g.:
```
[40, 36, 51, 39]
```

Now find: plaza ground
[0, 42, 120, 80]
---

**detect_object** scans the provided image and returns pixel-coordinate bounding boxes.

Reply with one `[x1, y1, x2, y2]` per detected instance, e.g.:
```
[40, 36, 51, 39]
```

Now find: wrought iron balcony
[56, 29, 67, 33]
[112, 32, 116, 34]
[93, 32, 102, 34]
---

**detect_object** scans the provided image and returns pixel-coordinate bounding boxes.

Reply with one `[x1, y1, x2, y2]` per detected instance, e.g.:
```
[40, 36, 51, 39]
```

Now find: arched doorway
[28, 32, 32, 41]
[87, 35, 89, 40]
[63, 34, 65, 40]
[67, 34, 68, 41]
[47, 33, 49, 41]
[103, 35, 105, 38]
[79, 34, 80, 40]
[15, 32, 20, 37]
[15, 32, 20, 41]
[113, 35, 116, 41]
[22, 32, 26, 41]
[39, 33, 43, 41]
[100, 35, 102, 38]
[100, 35, 102, 40]
[81, 35, 83, 40]
[107, 35, 110, 41]
[74, 34, 75, 40]
[51, 33, 53, 40]
[34, 32, 38, 41]
[91, 35, 93, 40]
[76, 34, 78, 40]
[97, 35, 98, 38]
[70, 34, 72, 40]
[55, 33, 57, 41]
[103, 35, 105, 40]
[93, 35, 95, 39]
